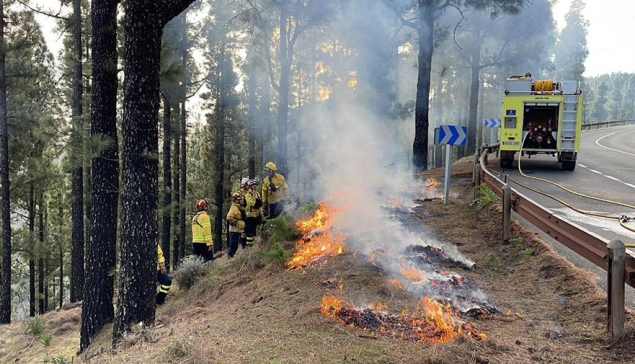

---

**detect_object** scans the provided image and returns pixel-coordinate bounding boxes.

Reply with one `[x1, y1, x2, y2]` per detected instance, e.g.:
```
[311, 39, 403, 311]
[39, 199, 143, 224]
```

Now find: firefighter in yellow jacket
[226, 192, 245, 258]
[192, 199, 214, 261]
[244, 179, 264, 246]
[261, 162, 290, 219]
[237, 177, 250, 247]
[156, 245, 172, 305]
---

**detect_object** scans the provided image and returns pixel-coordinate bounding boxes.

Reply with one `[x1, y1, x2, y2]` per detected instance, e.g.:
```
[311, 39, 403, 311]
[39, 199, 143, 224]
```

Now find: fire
[287, 203, 347, 270]
[425, 177, 438, 190]
[400, 263, 425, 282]
[320, 294, 486, 343]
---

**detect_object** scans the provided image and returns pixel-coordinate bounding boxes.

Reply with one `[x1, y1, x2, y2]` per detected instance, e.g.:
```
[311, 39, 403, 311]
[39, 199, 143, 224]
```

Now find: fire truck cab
[499, 74, 583, 171]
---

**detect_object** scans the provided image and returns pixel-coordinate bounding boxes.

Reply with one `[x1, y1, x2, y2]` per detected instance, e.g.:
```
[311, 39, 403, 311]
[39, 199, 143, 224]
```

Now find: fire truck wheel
[562, 161, 576, 171]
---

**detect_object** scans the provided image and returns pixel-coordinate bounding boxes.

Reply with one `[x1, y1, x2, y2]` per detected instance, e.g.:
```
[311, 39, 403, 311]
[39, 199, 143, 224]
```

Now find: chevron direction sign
[484, 118, 501, 128]
[434, 125, 467, 146]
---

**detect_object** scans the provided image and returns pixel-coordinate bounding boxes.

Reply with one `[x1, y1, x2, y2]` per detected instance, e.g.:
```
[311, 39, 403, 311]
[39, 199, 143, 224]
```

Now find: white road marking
[577, 164, 634, 189]
[596, 133, 635, 157]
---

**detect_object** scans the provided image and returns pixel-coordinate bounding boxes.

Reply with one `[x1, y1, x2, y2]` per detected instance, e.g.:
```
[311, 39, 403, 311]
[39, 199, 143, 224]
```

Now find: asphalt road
[491, 124, 635, 305]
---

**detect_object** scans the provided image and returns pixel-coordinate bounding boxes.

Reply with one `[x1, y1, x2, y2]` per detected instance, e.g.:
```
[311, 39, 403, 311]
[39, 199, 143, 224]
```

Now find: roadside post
[434, 125, 467, 205]
[607, 240, 625, 338]
[483, 118, 501, 145]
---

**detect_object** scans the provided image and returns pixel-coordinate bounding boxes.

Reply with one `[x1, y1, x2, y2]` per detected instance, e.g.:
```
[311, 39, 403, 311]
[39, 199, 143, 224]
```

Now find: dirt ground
[2, 157, 635, 364]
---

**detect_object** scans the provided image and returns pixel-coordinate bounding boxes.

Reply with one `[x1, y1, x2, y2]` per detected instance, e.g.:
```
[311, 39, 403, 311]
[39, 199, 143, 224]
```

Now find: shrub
[42, 355, 72, 364]
[256, 242, 292, 267]
[26, 317, 44, 335]
[167, 333, 195, 358]
[262, 214, 301, 246]
[40, 333, 54, 346]
[474, 185, 500, 210]
[173, 255, 207, 290]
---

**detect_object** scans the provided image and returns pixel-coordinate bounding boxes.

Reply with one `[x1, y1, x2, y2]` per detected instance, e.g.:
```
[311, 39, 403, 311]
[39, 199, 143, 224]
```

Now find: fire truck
[499, 74, 583, 171]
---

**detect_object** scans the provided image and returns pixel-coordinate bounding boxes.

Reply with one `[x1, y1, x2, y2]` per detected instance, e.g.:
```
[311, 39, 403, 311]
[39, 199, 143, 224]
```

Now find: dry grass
[2, 157, 635, 363]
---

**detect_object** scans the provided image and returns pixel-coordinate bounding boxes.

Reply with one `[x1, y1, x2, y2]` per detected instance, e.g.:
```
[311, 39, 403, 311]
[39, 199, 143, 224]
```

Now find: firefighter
[261, 162, 290, 219]
[237, 177, 250, 247]
[156, 245, 172, 305]
[226, 192, 245, 258]
[244, 179, 264, 246]
[192, 199, 214, 261]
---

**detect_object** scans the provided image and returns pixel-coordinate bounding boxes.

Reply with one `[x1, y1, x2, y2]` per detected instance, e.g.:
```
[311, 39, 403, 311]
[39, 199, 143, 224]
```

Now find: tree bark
[276, 0, 290, 174]
[0, 0, 10, 324]
[29, 185, 35, 317]
[38, 196, 45, 314]
[80, 0, 119, 352]
[179, 99, 187, 260]
[412, 1, 434, 172]
[162, 96, 172, 270]
[466, 27, 482, 156]
[172, 103, 181, 266]
[113, 0, 194, 342]
[70, 0, 85, 304]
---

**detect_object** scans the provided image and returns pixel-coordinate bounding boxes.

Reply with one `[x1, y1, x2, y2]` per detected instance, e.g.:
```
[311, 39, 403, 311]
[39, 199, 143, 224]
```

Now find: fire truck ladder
[560, 94, 578, 151]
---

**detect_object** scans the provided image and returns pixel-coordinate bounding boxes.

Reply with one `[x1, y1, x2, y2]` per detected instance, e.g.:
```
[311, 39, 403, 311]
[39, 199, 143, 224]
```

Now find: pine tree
[553, 0, 588, 81]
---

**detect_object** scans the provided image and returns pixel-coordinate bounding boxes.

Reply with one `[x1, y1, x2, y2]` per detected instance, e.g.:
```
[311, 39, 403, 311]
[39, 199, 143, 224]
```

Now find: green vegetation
[166, 334, 195, 359]
[41, 355, 72, 364]
[474, 185, 500, 210]
[39, 333, 53, 347]
[26, 317, 44, 336]
[173, 255, 208, 290]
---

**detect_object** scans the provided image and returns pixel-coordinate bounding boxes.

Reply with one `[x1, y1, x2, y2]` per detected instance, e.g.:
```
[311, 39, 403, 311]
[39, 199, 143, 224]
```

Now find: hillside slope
[2, 158, 635, 364]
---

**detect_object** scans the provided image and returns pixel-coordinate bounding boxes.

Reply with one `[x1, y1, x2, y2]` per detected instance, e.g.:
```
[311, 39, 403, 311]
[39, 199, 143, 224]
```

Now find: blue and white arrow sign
[483, 118, 501, 128]
[435, 125, 467, 146]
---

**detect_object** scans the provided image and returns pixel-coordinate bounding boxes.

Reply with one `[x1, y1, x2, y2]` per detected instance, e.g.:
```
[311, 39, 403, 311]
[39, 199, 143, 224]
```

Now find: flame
[400, 264, 424, 282]
[321, 294, 486, 343]
[287, 203, 347, 270]
[425, 177, 438, 190]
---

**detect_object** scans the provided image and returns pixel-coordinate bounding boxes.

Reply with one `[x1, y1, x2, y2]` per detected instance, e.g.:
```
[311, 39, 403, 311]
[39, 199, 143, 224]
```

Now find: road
[491, 124, 635, 304]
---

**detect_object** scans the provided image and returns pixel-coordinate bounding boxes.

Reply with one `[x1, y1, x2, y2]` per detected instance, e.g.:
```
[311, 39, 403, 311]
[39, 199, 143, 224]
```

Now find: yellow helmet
[265, 162, 277, 171]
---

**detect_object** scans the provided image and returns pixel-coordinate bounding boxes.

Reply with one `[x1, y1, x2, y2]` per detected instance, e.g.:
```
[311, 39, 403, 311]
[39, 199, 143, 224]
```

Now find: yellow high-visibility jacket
[157, 245, 165, 270]
[261, 173, 290, 205]
[245, 191, 263, 218]
[226, 202, 245, 233]
[192, 211, 213, 246]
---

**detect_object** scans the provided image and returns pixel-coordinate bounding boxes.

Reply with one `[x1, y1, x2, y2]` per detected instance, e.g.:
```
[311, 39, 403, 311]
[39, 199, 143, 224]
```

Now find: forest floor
[2, 157, 635, 364]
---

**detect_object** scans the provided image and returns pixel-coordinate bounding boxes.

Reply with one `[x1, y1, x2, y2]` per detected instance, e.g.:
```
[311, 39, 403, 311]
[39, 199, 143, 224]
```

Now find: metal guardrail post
[474, 163, 482, 202]
[502, 180, 511, 243]
[473, 152, 479, 186]
[607, 240, 625, 338]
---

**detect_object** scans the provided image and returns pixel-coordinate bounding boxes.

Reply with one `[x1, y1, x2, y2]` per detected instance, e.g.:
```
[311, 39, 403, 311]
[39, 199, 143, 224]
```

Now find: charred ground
[2, 158, 635, 364]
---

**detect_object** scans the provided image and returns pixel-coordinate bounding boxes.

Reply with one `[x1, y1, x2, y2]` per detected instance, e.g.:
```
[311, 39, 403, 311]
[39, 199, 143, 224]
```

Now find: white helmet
[241, 177, 249, 186]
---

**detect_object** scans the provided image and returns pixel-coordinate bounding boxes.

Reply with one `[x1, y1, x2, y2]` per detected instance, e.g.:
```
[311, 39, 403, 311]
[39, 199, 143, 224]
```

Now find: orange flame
[287, 203, 347, 270]
[321, 294, 486, 343]
[425, 177, 438, 190]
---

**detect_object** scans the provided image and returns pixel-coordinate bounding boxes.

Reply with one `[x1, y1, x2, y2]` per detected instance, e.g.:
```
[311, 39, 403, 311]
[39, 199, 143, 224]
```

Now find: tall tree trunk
[466, 28, 482, 156]
[413, 1, 434, 171]
[179, 99, 187, 259]
[114, 0, 195, 341]
[58, 204, 64, 309]
[38, 196, 45, 314]
[162, 96, 172, 270]
[213, 49, 226, 255]
[0, 0, 10, 323]
[80, 0, 119, 352]
[28, 185, 35, 317]
[70, 0, 85, 303]
[247, 65, 256, 179]
[277, 0, 290, 174]
[172, 103, 181, 266]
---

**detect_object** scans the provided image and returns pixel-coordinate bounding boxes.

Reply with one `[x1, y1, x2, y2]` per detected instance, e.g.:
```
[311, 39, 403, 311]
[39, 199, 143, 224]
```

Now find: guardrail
[474, 144, 635, 337]
[581, 120, 635, 130]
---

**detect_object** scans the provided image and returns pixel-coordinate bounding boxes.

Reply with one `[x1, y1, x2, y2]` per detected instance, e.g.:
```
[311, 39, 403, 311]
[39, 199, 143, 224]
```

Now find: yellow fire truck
[499, 74, 583, 171]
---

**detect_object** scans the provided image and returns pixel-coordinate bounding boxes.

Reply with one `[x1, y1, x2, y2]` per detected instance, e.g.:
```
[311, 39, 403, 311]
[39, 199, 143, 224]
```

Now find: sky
[552, 0, 635, 77]
[31, 0, 635, 78]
